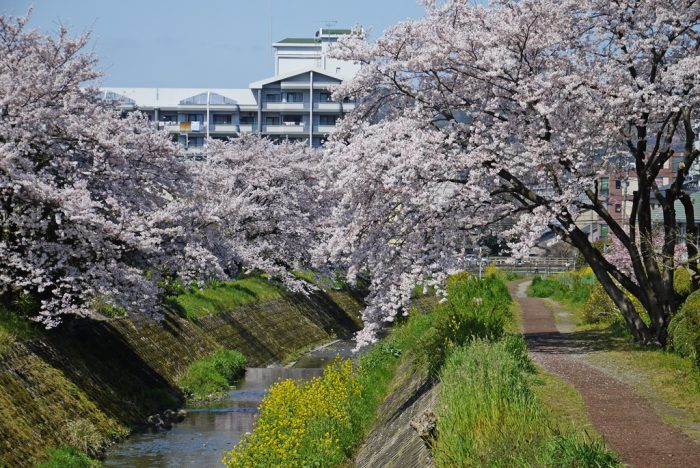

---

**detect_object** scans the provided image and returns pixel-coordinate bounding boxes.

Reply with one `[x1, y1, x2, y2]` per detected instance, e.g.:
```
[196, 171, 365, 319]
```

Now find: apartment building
[577, 123, 700, 242]
[100, 28, 361, 151]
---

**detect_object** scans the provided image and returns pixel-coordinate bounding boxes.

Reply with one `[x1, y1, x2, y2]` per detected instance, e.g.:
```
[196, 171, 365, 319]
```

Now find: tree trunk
[568, 229, 655, 344]
[594, 265, 653, 344]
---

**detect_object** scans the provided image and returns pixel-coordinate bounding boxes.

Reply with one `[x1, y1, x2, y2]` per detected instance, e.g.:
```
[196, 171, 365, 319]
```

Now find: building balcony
[182, 147, 205, 158]
[263, 102, 307, 111]
[211, 124, 239, 133]
[315, 102, 342, 112]
[263, 123, 306, 134]
[160, 122, 207, 133]
[239, 124, 255, 133]
[314, 125, 337, 134]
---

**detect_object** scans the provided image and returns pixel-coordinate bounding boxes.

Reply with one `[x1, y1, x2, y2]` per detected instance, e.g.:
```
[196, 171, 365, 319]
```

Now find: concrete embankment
[0, 289, 363, 467]
[355, 295, 439, 468]
[355, 358, 437, 468]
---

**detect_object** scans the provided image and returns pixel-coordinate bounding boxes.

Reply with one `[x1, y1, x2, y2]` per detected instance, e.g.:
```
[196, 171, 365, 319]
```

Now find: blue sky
[2, 1, 426, 88]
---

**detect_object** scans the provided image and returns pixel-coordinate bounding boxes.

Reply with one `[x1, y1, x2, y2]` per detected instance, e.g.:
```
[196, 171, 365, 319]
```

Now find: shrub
[674, 267, 693, 298]
[38, 447, 100, 468]
[445, 271, 472, 288]
[582, 282, 620, 324]
[178, 349, 247, 400]
[668, 290, 700, 366]
[210, 349, 247, 382]
[223, 358, 364, 467]
[528, 276, 566, 298]
[179, 360, 228, 398]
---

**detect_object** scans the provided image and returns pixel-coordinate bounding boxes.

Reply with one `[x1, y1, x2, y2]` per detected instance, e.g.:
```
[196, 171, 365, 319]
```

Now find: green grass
[226, 273, 517, 466]
[433, 337, 620, 467]
[37, 447, 100, 468]
[409, 275, 513, 376]
[171, 277, 283, 320]
[178, 349, 247, 401]
[527, 272, 594, 305]
[0, 304, 43, 355]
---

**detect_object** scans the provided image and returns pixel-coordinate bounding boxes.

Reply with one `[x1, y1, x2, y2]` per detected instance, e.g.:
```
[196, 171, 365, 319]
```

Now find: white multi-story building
[100, 28, 360, 151]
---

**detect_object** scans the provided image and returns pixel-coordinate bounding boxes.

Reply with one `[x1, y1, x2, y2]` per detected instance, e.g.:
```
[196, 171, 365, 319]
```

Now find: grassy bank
[225, 271, 618, 467]
[170, 277, 283, 321]
[434, 337, 617, 466]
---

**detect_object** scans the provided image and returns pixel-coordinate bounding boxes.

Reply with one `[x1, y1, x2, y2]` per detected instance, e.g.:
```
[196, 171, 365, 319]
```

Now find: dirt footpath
[509, 281, 700, 468]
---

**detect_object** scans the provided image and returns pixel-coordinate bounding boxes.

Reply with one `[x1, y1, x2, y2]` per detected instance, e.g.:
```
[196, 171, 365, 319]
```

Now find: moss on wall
[0, 288, 363, 467]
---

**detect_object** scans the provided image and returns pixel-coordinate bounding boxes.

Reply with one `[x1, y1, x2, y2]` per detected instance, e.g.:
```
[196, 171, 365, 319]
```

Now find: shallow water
[103, 340, 355, 468]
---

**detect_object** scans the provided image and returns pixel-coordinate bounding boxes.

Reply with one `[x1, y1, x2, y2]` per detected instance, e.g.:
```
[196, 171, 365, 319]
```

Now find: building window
[283, 115, 303, 125]
[320, 115, 339, 125]
[615, 204, 622, 213]
[186, 113, 203, 123]
[266, 116, 280, 125]
[319, 92, 332, 102]
[285, 92, 304, 103]
[161, 113, 177, 123]
[615, 179, 622, 190]
[240, 115, 256, 125]
[266, 93, 281, 102]
[213, 114, 232, 124]
[600, 177, 609, 196]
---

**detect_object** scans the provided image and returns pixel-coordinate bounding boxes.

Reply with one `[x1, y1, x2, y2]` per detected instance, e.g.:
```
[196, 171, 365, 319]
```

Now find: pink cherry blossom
[324, 0, 700, 346]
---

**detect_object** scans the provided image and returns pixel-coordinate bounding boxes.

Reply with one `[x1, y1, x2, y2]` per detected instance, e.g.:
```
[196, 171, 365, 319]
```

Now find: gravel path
[509, 281, 700, 467]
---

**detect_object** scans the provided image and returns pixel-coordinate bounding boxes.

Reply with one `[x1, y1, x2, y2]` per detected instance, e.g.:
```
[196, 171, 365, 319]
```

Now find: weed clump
[668, 290, 700, 366]
[178, 349, 246, 400]
[38, 447, 100, 468]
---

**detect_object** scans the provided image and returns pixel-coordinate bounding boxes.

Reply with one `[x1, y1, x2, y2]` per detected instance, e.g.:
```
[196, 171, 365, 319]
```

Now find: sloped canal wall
[0, 289, 363, 467]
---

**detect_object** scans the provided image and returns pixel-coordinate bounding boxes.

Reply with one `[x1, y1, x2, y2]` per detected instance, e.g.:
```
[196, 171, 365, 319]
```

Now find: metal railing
[462, 257, 576, 276]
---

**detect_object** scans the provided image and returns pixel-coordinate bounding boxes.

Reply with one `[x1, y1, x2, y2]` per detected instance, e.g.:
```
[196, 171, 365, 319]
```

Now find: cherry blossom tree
[0, 14, 198, 326]
[172, 135, 327, 292]
[324, 0, 700, 345]
[0, 13, 331, 327]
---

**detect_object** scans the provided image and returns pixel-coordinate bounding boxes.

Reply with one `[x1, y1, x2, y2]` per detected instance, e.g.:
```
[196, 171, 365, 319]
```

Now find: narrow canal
[103, 340, 356, 467]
